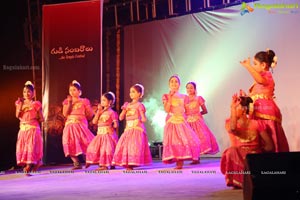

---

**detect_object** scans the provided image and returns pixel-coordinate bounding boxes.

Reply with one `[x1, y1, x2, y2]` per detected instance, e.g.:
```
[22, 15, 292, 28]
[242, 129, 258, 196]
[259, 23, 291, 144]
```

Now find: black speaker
[244, 152, 300, 200]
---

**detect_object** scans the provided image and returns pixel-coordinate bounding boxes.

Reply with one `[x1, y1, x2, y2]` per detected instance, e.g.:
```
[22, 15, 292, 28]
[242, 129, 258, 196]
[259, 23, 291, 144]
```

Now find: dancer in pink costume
[185, 81, 219, 163]
[112, 84, 152, 170]
[15, 81, 44, 174]
[62, 80, 95, 170]
[162, 75, 201, 169]
[221, 94, 274, 189]
[240, 49, 289, 152]
[85, 92, 119, 170]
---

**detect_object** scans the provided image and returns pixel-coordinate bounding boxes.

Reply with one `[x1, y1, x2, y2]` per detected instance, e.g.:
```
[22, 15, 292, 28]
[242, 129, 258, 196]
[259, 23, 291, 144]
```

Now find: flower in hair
[108, 91, 116, 104]
[25, 81, 34, 89]
[135, 83, 144, 98]
[72, 80, 81, 87]
[271, 56, 278, 68]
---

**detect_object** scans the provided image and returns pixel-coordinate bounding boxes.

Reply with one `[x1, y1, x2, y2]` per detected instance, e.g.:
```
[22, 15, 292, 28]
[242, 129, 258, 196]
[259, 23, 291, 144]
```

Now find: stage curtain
[122, 0, 300, 153]
[42, 0, 103, 164]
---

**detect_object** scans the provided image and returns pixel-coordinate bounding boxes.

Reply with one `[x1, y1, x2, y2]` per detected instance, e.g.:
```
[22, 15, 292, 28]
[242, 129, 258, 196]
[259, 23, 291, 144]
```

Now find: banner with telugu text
[42, 0, 103, 164]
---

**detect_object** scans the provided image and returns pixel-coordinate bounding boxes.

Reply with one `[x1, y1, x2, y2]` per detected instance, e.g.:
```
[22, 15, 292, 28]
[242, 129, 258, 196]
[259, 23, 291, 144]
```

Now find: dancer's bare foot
[190, 160, 200, 165]
[232, 185, 242, 190]
[110, 166, 116, 170]
[32, 161, 43, 172]
[174, 166, 183, 170]
[23, 164, 31, 173]
[72, 166, 82, 170]
[96, 166, 108, 171]
[72, 162, 82, 170]
[23, 164, 33, 176]
[175, 161, 183, 169]
[85, 163, 91, 169]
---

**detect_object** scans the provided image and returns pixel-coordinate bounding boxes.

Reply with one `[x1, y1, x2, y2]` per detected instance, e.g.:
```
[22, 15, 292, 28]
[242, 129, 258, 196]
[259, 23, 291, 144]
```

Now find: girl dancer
[62, 80, 95, 170]
[112, 84, 152, 170]
[162, 75, 201, 169]
[15, 81, 44, 174]
[185, 81, 219, 163]
[85, 92, 119, 170]
[240, 49, 289, 152]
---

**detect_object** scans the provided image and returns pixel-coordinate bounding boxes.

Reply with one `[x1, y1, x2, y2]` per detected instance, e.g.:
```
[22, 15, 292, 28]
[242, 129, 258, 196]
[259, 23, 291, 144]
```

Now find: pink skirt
[16, 127, 43, 165]
[62, 123, 95, 157]
[253, 99, 289, 152]
[220, 146, 261, 188]
[260, 119, 289, 152]
[112, 128, 152, 167]
[188, 119, 219, 155]
[162, 121, 201, 163]
[86, 132, 118, 166]
[220, 147, 244, 188]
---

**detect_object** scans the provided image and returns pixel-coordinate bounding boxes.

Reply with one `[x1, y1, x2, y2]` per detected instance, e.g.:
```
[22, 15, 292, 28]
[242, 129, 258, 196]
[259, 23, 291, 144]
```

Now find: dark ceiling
[40, 0, 247, 28]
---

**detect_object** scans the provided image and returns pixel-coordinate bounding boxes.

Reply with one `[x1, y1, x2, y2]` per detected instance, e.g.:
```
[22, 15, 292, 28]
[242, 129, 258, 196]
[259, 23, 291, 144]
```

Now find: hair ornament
[72, 80, 81, 87]
[25, 81, 34, 89]
[108, 91, 116, 104]
[271, 56, 278, 68]
[135, 83, 144, 98]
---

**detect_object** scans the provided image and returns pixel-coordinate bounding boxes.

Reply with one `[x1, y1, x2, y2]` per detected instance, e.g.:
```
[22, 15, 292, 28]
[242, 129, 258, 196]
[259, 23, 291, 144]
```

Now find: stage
[0, 157, 242, 200]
